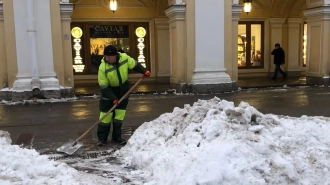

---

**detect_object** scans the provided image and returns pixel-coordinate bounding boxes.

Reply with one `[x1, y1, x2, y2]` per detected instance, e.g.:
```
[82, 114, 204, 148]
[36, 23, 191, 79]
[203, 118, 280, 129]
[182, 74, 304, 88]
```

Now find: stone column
[11, 0, 60, 100]
[165, 4, 187, 84]
[287, 18, 303, 76]
[231, 4, 243, 82]
[304, 6, 330, 86]
[59, 2, 75, 92]
[155, 18, 170, 83]
[0, 2, 6, 89]
[269, 18, 286, 74]
[192, 0, 230, 84]
[190, 0, 236, 93]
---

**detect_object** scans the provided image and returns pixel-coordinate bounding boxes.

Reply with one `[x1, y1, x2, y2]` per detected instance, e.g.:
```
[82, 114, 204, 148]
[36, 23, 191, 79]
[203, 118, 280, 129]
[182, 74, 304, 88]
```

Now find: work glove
[144, 70, 151, 77]
[113, 99, 118, 106]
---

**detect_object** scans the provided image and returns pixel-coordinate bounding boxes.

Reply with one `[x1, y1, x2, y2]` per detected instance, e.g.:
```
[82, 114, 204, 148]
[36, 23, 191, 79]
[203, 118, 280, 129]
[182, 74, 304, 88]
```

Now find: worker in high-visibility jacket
[97, 45, 150, 146]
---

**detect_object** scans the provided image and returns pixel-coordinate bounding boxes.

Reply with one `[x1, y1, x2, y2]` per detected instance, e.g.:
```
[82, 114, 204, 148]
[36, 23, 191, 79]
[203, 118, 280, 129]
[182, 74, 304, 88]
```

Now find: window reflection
[251, 24, 261, 67]
[238, 24, 246, 67]
[238, 22, 263, 68]
[90, 38, 130, 72]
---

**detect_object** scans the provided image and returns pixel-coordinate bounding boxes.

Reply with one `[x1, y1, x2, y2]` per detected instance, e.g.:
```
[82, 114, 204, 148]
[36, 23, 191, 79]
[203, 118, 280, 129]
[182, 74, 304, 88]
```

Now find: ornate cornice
[304, 6, 330, 22]
[60, 3, 74, 21]
[0, 3, 3, 15]
[232, 4, 243, 21]
[165, 4, 186, 23]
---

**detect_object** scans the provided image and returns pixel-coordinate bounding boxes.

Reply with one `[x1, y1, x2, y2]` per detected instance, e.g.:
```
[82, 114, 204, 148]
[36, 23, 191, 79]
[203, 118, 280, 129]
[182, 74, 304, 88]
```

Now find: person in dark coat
[271, 43, 287, 80]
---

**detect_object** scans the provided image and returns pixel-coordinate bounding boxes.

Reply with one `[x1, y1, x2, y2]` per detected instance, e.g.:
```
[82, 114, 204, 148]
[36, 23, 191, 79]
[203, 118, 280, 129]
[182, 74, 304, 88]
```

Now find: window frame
[238, 21, 265, 69]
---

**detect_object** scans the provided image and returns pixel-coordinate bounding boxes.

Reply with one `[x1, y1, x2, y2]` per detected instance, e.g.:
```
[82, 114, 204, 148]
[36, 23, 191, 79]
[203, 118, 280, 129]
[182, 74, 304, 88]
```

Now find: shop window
[89, 25, 130, 73]
[303, 22, 307, 67]
[238, 22, 264, 69]
[70, 22, 150, 75]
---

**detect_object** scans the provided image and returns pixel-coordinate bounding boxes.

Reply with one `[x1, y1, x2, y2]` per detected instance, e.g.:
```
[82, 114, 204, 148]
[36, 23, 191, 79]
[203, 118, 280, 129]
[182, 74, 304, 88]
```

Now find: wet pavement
[0, 77, 329, 183]
[1, 85, 329, 155]
[74, 76, 307, 96]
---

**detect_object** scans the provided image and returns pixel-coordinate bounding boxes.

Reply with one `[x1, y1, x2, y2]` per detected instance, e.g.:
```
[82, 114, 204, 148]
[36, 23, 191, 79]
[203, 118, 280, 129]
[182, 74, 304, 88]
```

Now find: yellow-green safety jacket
[98, 52, 146, 103]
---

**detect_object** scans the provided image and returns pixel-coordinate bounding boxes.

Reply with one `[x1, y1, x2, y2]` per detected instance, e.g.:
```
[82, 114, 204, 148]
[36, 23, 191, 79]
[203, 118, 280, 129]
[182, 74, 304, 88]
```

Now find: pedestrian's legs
[272, 64, 280, 79]
[278, 65, 287, 78]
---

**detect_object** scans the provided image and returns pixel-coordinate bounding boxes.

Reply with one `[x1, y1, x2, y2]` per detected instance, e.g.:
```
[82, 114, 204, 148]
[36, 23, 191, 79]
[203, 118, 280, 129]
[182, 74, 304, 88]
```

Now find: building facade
[0, 0, 330, 101]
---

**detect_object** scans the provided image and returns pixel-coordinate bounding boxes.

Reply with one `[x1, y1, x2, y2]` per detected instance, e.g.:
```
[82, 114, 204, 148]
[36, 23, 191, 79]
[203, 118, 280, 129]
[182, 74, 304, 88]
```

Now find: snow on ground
[0, 131, 113, 185]
[1, 96, 330, 184]
[117, 97, 330, 185]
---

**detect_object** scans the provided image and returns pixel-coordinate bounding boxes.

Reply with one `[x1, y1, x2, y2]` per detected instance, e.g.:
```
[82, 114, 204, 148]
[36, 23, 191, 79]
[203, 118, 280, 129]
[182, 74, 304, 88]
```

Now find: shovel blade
[56, 140, 83, 155]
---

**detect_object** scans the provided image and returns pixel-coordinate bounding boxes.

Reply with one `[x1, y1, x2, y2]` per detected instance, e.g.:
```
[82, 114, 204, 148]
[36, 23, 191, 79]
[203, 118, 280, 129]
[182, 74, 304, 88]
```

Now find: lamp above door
[110, 0, 117, 13]
[243, 0, 252, 15]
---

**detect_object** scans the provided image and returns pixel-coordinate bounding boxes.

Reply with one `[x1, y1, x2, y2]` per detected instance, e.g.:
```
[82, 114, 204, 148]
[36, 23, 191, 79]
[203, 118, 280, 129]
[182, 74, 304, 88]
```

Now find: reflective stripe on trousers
[99, 109, 126, 125]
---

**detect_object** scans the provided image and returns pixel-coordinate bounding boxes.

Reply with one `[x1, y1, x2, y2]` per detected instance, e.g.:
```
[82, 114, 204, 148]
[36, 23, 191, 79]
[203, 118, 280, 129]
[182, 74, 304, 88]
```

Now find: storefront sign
[71, 27, 85, 73]
[90, 25, 129, 38]
[136, 27, 146, 68]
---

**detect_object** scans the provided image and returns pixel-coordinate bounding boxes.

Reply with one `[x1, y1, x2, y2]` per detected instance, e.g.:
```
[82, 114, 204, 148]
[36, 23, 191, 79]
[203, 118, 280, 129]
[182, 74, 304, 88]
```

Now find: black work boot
[112, 122, 127, 145]
[97, 124, 111, 146]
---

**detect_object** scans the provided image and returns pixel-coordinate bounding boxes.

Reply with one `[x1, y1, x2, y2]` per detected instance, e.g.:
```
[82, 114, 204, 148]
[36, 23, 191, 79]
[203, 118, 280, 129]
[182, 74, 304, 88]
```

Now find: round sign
[135, 27, 146, 38]
[71, 27, 83, 38]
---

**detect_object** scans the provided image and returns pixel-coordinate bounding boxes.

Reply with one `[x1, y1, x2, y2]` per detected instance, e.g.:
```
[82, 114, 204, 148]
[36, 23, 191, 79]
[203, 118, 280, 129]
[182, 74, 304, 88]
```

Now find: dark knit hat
[103, 45, 118, 56]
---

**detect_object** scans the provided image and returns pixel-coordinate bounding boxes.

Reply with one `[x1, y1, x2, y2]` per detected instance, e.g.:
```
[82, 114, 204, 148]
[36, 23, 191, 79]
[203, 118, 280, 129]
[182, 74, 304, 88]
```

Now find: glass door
[238, 22, 264, 69]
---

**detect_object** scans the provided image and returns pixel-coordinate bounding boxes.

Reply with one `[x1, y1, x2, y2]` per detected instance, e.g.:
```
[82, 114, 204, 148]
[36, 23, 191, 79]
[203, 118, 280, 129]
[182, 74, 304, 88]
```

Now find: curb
[75, 84, 312, 97]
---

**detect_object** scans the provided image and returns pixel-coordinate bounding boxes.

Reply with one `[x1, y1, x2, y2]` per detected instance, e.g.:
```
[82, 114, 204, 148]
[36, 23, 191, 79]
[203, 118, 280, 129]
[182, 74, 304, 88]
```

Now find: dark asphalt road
[0, 86, 329, 154]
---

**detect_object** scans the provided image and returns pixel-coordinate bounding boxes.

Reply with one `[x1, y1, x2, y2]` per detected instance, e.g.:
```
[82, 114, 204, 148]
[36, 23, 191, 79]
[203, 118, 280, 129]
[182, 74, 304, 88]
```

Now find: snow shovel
[56, 75, 146, 155]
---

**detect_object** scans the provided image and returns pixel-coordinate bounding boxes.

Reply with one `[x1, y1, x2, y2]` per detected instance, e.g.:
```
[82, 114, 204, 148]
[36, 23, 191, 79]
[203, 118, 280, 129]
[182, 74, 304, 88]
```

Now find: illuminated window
[238, 22, 264, 69]
[89, 25, 130, 72]
[303, 22, 307, 67]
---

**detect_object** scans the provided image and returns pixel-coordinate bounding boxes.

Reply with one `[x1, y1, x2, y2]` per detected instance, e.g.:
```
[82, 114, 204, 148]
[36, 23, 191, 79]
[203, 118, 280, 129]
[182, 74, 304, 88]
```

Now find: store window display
[238, 22, 264, 68]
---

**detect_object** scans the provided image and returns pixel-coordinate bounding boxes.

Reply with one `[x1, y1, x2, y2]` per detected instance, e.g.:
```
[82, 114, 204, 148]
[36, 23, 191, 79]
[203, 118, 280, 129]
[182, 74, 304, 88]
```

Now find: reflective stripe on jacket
[98, 53, 138, 88]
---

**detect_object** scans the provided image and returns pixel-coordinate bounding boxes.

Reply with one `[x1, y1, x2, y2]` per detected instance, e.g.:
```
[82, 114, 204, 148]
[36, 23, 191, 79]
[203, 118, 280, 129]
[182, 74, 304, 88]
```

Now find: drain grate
[48, 150, 116, 161]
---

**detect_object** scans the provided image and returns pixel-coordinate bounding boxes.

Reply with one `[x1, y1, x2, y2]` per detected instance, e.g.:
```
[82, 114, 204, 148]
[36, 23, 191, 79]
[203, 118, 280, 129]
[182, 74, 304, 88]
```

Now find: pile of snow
[117, 97, 330, 185]
[0, 131, 110, 185]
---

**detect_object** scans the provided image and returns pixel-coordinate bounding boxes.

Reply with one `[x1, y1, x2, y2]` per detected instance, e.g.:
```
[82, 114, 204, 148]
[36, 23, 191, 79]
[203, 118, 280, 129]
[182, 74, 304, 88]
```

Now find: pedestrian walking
[271, 43, 287, 80]
[97, 45, 150, 146]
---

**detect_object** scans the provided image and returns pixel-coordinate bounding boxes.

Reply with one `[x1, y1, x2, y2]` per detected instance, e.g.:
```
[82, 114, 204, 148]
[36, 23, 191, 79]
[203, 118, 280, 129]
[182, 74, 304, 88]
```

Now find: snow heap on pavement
[117, 97, 330, 185]
[0, 131, 109, 185]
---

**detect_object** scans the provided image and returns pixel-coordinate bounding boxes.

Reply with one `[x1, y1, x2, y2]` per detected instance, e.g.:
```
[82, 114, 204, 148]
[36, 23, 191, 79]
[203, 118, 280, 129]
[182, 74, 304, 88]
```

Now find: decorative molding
[269, 18, 286, 24]
[101, 0, 146, 8]
[270, 18, 286, 29]
[287, 18, 303, 24]
[119, 0, 146, 7]
[155, 18, 169, 30]
[232, 4, 243, 21]
[306, 0, 328, 9]
[75, 0, 100, 7]
[60, 3, 74, 20]
[168, 0, 184, 6]
[71, 17, 153, 22]
[165, 4, 186, 23]
[304, 6, 330, 22]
